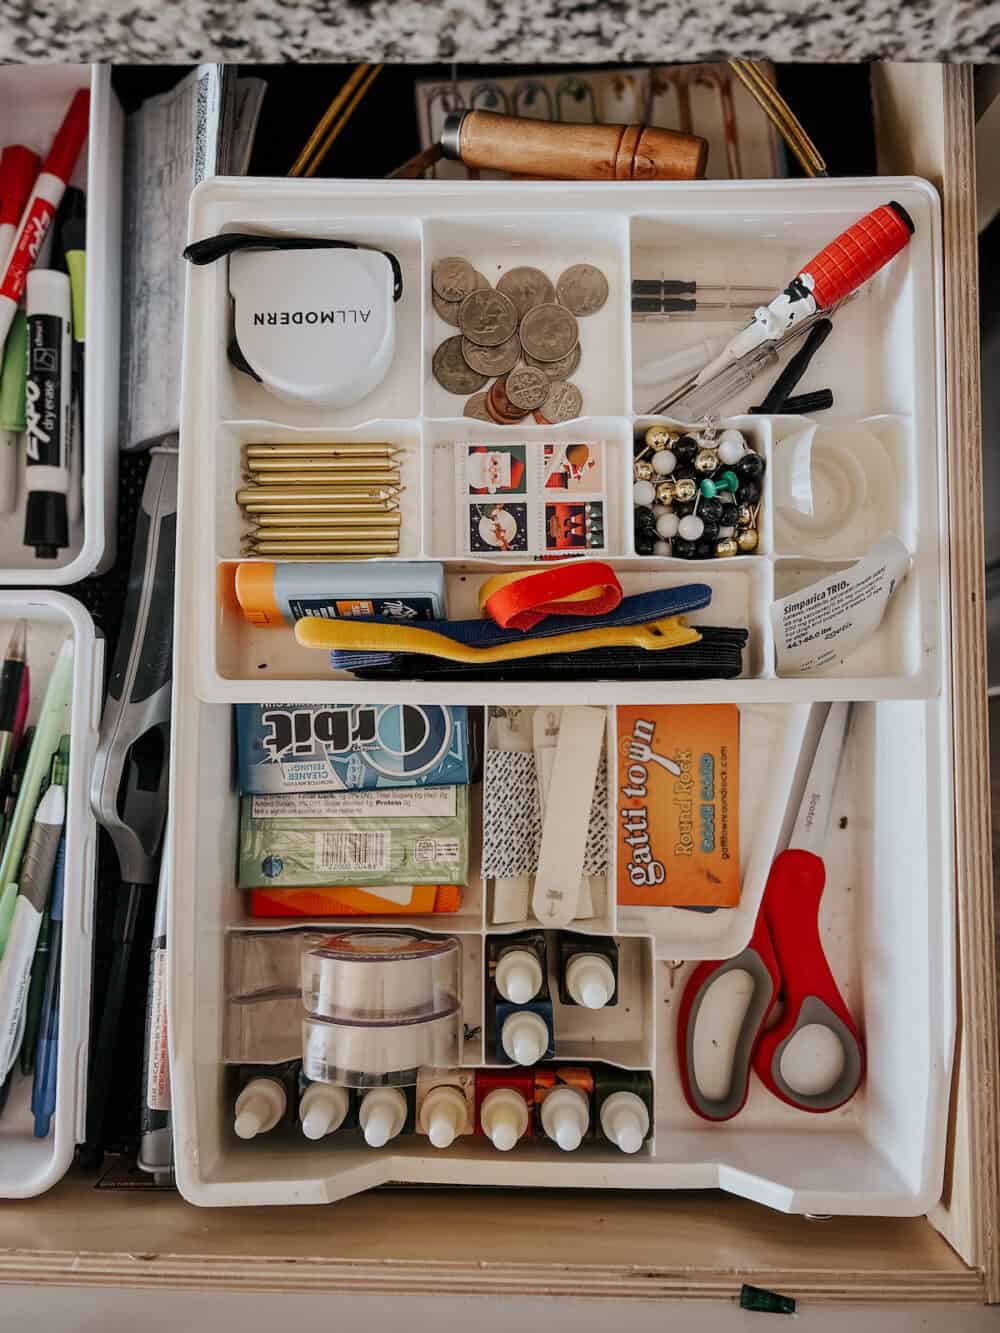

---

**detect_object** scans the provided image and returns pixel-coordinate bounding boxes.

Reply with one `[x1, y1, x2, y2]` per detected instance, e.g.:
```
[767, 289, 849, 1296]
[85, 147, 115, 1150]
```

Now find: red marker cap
[41, 88, 90, 185]
[0, 145, 41, 227]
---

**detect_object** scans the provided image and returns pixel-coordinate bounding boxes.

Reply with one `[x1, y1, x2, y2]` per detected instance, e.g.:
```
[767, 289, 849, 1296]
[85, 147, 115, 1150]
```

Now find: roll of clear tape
[302, 1006, 461, 1087]
[302, 929, 461, 1021]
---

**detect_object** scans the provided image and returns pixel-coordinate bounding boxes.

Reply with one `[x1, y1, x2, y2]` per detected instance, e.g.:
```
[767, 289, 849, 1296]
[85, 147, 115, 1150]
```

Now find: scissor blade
[788, 702, 852, 857]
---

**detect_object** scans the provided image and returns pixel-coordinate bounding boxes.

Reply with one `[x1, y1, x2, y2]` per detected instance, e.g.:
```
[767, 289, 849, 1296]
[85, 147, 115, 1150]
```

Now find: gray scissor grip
[684, 947, 775, 1122]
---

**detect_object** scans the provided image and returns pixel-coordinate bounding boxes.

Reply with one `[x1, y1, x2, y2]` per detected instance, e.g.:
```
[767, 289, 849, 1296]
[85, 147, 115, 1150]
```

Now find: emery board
[532, 706, 606, 927]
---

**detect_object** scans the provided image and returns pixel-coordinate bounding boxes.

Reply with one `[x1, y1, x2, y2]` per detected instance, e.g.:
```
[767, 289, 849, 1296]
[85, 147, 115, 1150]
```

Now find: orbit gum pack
[236, 703, 471, 794]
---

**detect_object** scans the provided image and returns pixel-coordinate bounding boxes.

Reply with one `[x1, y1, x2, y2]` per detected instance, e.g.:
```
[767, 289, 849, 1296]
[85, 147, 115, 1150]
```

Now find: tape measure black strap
[183, 232, 404, 302]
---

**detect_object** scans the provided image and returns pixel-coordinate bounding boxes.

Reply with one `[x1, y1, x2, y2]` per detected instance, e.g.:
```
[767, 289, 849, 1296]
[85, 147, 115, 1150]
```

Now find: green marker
[63, 216, 86, 344]
[0, 639, 74, 956]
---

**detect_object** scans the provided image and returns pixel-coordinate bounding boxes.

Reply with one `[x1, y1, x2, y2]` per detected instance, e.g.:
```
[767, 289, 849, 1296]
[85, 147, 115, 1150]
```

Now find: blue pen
[31, 832, 64, 1138]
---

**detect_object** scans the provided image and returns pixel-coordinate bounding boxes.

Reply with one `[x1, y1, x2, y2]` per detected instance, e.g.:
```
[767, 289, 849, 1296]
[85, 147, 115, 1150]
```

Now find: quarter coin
[556, 263, 609, 316]
[496, 266, 556, 319]
[432, 256, 479, 302]
[540, 380, 583, 423]
[433, 335, 489, 395]
[519, 303, 579, 362]
[459, 288, 519, 347]
[505, 365, 550, 412]
[523, 342, 581, 382]
[461, 333, 521, 377]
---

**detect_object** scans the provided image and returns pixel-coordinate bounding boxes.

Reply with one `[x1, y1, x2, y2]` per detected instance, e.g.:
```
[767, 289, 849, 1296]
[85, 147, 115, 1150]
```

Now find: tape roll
[302, 929, 461, 1021]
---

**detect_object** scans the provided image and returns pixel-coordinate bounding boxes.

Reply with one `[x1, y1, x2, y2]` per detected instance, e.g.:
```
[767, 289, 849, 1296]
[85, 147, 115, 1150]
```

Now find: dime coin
[459, 288, 519, 347]
[523, 342, 581, 382]
[519, 303, 579, 362]
[540, 380, 583, 423]
[556, 263, 609, 316]
[433, 269, 489, 326]
[505, 365, 550, 412]
[496, 266, 556, 319]
[461, 333, 521, 377]
[463, 391, 492, 421]
[432, 256, 479, 302]
[433, 335, 489, 395]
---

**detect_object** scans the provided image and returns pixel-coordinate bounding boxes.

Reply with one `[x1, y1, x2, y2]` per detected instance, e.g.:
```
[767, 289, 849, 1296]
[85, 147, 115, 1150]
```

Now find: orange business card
[616, 705, 740, 908]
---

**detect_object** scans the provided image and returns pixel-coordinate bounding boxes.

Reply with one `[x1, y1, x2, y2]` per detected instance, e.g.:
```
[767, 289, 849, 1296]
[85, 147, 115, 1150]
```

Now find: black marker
[23, 269, 71, 558]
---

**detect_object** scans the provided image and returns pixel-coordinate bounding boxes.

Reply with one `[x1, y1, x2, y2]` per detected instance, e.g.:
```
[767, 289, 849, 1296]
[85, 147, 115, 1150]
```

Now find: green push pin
[700, 470, 739, 499]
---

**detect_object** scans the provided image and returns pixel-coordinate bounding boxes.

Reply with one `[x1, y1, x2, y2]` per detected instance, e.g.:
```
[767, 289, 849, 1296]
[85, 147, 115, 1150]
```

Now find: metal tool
[677, 702, 865, 1121]
[83, 444, 177, 1167]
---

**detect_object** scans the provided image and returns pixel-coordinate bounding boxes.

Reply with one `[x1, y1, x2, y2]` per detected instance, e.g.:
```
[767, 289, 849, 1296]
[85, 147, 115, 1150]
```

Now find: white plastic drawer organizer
[171, 178, 953, 1215]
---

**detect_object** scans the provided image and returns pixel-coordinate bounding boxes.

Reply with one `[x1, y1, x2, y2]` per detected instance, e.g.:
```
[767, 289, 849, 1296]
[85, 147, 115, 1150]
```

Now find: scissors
[677, 702, 865, 1121]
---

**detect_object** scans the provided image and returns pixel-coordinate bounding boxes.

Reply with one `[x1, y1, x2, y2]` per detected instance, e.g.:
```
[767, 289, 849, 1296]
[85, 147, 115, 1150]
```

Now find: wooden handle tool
[440, 110, 707, 182]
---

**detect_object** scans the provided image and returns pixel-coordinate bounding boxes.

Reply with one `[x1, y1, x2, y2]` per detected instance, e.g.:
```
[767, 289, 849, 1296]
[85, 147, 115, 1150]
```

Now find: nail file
[532, 708, 594, 921]
[532, 707, 606, 928]
[490, 709, 533, 925]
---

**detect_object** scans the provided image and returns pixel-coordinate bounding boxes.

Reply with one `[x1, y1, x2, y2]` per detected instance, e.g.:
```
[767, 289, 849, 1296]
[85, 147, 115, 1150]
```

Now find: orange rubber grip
[800, 201, 914, 309]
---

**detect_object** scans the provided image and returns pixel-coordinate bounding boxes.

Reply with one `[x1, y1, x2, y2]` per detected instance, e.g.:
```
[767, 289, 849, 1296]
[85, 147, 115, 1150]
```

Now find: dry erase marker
[24, 270, 72, 557]
[0, 782, 65, 1076]
[0, 146, 40, 267]
[0, 90, 89, 358]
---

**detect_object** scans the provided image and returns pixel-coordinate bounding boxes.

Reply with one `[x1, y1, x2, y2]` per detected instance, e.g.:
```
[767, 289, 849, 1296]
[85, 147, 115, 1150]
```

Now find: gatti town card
[616, 704, 740, 908]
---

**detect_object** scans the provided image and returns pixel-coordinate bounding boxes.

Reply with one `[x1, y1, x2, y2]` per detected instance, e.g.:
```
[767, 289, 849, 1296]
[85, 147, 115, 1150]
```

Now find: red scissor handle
[753, 848, 865, 1112]
[676, 911, 781, 1122]
[799, 201, 913, 310]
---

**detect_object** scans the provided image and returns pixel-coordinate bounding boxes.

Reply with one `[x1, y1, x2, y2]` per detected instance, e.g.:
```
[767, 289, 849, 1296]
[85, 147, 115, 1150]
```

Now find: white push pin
[420, 1084, 468, 1149]
[358, 1087, 407, 1147]
[234, 1076, 286, 1140]
[540, 1085, 590, 1152]
[480, 1087, 530, 1152]
[501, 1010, 549, 1066]
[599, 1090, 650, 1155]
[299, 1082, 350, 1140]
[565, 953, 616, 1009]
[495, 948, 544, 1005]
[717, 428, 747, 466]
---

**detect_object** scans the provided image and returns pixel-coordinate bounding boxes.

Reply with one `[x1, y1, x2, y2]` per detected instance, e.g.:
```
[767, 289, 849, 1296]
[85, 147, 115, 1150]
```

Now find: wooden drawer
[0, 61, 994, 1306]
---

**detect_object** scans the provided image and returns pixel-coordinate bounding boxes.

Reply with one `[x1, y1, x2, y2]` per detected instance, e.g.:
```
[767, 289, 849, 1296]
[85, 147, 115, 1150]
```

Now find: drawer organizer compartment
[182, 178, 944, 705]
[168, 696, 953, 1214]
[172, 175, 953, 1218]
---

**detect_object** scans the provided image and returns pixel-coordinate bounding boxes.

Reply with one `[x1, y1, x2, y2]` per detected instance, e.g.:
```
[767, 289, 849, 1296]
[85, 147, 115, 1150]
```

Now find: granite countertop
[0, 0, 997, 62]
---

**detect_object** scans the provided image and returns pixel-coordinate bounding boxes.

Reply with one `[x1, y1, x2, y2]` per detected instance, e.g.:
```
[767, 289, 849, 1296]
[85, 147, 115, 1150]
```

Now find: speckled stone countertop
[0, 0, 997, 62]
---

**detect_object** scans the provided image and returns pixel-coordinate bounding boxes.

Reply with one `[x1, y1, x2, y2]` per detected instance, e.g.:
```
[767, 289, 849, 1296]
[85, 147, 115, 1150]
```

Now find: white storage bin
[0, 64, 122, 585]
[171, 175, 953, 1216]
[0, 591, 102, 1197]
[181, 177, 943, 703]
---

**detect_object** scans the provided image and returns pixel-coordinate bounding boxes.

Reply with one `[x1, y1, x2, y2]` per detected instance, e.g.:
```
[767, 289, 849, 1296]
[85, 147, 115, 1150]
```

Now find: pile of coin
[431, 257, 608, 424]
[632, 424, 764, 559]
[237, 442, 402, 558]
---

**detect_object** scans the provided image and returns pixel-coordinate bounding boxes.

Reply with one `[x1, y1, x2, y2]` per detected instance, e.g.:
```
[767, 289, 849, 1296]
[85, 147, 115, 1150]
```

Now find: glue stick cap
[599, 1090, 650, 1155]
[565, 953, 616, 1010]
[234, 1076, 287, 1140]
[359, 1086, 407, 1148]
[500, 1010, 549, 1066]
[495, 948, 544, 1005]
[234, 561, 282, 627]
[480, 1086, 529, 1152]
[299, 1082, 350, 1140]
[419, 1083, 467, 1149]
[540, 1085, 590, 1152]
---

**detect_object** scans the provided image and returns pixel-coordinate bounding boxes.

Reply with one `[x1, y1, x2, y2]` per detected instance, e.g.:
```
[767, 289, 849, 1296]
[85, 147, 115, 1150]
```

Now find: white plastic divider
[183, 177, 944, 702]
[0, 592, 101, 1197]
[0, 64, 122, 585]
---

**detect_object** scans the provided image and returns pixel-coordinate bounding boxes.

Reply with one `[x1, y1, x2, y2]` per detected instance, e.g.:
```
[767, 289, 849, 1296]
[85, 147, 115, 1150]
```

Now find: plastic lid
[501, 1010, 549, 1066]
[565, 953, 616, 1010]
[359, 1087, 407, 1147]
[540, 1085, 589, 1152]
[234, 561, 282, 627]
[0, 145, 40, 227]
[420, 1084, 466, 1149]
[299, 1082, 350, 1140]
[234, 1077, 286, 1139]
[480, 1087, 529, 1152]
[42, 89, 90, 184]
[495, 949, 544, 1004]
[599, 1090, 650, 1155]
